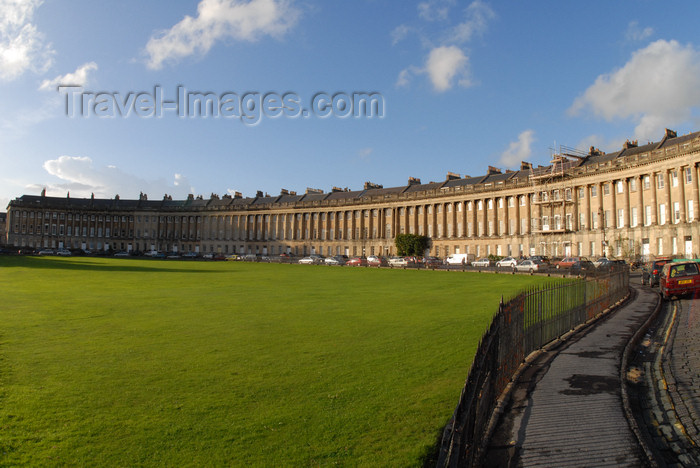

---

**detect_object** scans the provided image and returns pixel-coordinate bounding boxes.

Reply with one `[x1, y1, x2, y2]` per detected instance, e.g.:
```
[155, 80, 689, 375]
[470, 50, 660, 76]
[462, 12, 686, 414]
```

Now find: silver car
[514, 260, 540, 273]
[496, 257, 518, 268]
[388, 256, 408, 267]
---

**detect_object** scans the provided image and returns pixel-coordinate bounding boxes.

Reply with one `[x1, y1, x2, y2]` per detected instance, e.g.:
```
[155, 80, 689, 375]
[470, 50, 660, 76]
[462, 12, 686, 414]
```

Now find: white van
[445, 253, 474, 265]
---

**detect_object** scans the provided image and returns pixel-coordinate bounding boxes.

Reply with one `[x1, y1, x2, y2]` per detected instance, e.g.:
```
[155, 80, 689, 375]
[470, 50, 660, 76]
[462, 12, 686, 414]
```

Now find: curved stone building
[6, 128, 700, 260]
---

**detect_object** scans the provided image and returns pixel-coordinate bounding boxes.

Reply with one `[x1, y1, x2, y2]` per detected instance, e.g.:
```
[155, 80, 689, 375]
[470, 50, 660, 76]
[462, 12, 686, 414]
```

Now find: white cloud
[38, 155, 194, 199]
[395, 1, 492, 92]
[426, 46, 470, 92]
[499, 130, 535, 167]
[0, 0, 54, 81]
[575, 134, 626, 154]
[418, 0, 454, 21]
[569, 40, 700, 141]
[39, 62, 98, 91]
[449, 0, 495, 44]
[144, 0, 300, 70]
[625, 20, 653, 42]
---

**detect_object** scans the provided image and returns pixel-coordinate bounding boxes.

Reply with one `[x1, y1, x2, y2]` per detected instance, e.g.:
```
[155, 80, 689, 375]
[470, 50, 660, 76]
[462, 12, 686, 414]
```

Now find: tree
[395, 233, 431, 256]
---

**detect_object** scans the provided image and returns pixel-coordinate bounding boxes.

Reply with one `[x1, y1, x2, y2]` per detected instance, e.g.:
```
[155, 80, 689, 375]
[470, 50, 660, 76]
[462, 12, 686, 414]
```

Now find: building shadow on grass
[419, 424, 445, 467]
[0, 257, 227, 274]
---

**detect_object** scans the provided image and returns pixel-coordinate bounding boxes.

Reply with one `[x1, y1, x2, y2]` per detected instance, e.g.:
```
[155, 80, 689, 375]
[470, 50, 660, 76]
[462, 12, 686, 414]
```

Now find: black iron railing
[436, 268, 629, 467]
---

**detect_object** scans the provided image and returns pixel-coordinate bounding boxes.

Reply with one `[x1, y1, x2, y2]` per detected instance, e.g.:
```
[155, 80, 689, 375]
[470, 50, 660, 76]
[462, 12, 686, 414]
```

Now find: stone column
[597, 182, 604, 230]
[525, 195, 531, 235]
[650, 173, 658, 225]
[572, 187, 579, 230]
[461, 201, 467, 237]
[666, 170, 673, 224]
[624, 178, 631, 228]
[637, 175, 644, 227]
[694, 164, 700, 221]
[611, 180, 617, 229]
[679, 166, 687, 222]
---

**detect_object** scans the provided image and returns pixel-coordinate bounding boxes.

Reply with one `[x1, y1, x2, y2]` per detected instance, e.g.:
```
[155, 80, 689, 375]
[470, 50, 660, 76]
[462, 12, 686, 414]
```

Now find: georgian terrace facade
[6, 129, 700, 260]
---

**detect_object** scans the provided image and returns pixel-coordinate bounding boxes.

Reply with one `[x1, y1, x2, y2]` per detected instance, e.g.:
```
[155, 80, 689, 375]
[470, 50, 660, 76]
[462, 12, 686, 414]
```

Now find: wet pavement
[484, 284, 654, 467]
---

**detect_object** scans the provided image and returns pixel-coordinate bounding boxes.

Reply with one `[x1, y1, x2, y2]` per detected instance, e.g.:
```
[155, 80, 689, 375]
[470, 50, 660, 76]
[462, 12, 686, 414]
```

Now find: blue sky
[3, 0, 700, 209]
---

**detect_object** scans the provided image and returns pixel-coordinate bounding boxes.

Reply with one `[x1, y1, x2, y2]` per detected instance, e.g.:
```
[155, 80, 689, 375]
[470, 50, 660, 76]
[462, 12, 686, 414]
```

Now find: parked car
[346, 256, 368, 267]
[367, 255, 388, 267]
[641, 257, 672, 286]
[298, 256, 320, 264]
[37, 249, 54, 256]
[570, 259, 596, 274]
[659, 261, 700, 299]
[325, 255, 347, 266]
[555, 257, 581, 269]
[514, 259, 540, 273]
[496, 257, 518, 268]
[182, 252, 199, 259]
[388, 256, 408, 267]
[471, 258, 491, 267]
[114, 251, 130, 257]
[56, 248, 72, 256]
[422, 256, 442, 267]
[593, 257, 611, 268]
[529, 256, 551, 266]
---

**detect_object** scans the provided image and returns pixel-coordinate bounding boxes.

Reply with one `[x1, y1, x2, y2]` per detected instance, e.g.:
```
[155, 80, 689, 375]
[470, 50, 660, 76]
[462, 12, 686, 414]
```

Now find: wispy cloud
[391, 24, 412, 46]
[448, 0, 494, 44]
[625, 20, 653, 43]
[418, 0, 454, 22]
[35, 155, 194, 199]
[499, 130, 535, 167]
[39, 62, 98, 91]
[358, 147, 373, 160]
[144, 0, 300, 70]
[0, 0, 54, 81]
[569, 39, 700, 141]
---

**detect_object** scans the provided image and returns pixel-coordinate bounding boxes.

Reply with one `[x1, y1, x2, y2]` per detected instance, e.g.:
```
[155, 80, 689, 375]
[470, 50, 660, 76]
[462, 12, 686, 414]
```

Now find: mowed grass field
[0, 256, 550, 466]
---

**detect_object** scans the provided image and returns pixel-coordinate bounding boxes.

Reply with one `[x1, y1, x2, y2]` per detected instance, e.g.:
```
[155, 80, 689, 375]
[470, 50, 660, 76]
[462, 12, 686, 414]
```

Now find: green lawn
[0, 256, 549, 466]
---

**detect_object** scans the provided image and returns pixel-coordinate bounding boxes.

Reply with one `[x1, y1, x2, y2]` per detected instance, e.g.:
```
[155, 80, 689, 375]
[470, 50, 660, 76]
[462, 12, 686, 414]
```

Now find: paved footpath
[484, 285, 658, 467]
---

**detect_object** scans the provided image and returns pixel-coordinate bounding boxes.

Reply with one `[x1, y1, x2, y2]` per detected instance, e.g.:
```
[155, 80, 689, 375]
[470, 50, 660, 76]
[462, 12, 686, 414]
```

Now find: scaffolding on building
[528, 145, 586, 257]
